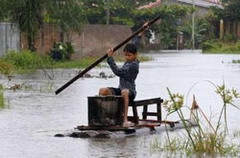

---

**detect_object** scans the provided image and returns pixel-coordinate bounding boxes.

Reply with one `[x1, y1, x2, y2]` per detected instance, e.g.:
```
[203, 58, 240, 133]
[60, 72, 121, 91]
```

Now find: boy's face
[124, 52, 137, 62]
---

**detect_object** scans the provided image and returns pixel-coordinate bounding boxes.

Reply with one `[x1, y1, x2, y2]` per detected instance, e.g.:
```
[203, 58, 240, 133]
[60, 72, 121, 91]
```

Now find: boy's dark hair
[123, 43, 137, 54]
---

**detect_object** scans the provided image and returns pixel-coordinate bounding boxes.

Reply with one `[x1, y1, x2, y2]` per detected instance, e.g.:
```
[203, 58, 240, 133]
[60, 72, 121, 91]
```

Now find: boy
[99, 43, 139, 127]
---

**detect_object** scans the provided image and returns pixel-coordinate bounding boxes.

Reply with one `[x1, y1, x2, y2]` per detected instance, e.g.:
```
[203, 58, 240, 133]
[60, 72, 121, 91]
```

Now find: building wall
[20, 24, 131, 59]
[20, 23, 61, 55]
[70, 25, 131, 60]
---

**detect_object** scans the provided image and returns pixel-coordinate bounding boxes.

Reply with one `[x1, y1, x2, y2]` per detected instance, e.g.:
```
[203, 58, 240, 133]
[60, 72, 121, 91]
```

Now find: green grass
[0, 60, 14, 76]
[0, 50, 51, 74]
[0, 85, 5, 109]
[0, 51, 102, 74]
[202, 40, 240, 54]
[0, 50, 153, 75]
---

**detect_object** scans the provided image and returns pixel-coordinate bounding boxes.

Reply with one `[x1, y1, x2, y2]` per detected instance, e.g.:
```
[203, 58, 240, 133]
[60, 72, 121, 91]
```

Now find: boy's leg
[121, 89, 130, 126]
[99, 88, 112, 95]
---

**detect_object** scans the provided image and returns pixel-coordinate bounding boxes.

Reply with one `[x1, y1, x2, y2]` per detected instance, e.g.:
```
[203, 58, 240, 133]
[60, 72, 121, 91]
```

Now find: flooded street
[1, 50, 240, 157]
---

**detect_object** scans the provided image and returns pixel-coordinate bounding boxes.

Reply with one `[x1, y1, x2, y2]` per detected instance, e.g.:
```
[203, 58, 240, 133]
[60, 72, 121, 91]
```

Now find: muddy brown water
[1, 50, 240, 157]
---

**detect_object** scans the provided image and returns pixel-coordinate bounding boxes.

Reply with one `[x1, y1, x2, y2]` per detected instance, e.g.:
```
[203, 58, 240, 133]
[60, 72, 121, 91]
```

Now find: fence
[0, 23, 20, 57]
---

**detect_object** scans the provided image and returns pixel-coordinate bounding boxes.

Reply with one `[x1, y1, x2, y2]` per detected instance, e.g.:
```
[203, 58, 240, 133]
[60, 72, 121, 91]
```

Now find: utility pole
[192, 0, 195, 50]
[106, 0, 110, 25]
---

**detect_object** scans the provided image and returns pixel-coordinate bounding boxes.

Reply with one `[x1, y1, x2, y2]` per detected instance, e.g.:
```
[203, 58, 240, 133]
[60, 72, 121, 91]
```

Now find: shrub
[0, 60, 14, 76]
[3, 50, 41, 69]
[50, 42, 74, 61]
[1, 50, 53, 73]
[202, 41, 214, 51]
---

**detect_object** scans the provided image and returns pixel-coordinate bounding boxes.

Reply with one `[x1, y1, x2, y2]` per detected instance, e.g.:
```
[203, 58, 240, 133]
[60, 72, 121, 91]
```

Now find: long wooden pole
[55, 15, 161, 95]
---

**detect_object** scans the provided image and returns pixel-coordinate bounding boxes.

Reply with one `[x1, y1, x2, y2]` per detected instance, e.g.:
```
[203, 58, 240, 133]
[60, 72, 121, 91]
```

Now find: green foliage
[163, 92, 184, 114]
[3, 50, 42, 69]
[223, 0, 240, 21]
[0, 0, 85, 50]
[202, 41, 214, 51]
[82, 1, 190, 49]
[215, 84, 240, 132]
[202, 40, 240, 54]
[223, 34, 238, 42]
[50, 57, 100, 69]
[46, 0, 86, 32]
[0, 0, 46, 50]
[0, 60, 14, 76]
[180, 18, 208, 49]
[82, 0, 156, 25]
[51, 42, 75, 61]
[1, 0, 192, 51]
[0, 84, 5, 109]
[209, 1, 240, 21]
[133, 4, 191, 49]
[156, 5, 191, 49]
[1, 50, 52, 73]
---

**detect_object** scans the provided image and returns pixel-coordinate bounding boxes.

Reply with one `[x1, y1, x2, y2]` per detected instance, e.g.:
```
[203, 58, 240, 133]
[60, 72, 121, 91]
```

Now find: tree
[81, 0, 157, 25]
[0, 0, 46, 51]
[223, 0, 240, 21]
[46, 0, 86, 41]
[133, 4, 190, 49]
[0, 0, 85, 51]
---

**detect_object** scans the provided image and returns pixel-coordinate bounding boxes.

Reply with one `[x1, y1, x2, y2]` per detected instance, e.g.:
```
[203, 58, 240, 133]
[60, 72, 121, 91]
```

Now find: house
[163, 0, 223, 17]
[138, 0, 223, 49]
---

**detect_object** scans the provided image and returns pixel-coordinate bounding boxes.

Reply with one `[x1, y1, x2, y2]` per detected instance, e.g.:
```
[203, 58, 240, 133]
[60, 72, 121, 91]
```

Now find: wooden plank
[132, 98, 163, 107]
[142, 112, 162, 117]
[143, 105, 148, 120]
[157, 103, 162, 121]
[76, 125, 138, 132]
[132, 105, 139, 123]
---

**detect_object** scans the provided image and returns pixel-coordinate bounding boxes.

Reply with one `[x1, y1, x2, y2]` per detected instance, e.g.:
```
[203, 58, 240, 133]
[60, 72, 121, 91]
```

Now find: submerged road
[0, 50, 240, 157]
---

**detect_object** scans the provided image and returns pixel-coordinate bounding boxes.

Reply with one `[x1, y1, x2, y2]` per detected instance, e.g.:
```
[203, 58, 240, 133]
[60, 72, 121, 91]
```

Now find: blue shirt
[107, 57, 139, 96]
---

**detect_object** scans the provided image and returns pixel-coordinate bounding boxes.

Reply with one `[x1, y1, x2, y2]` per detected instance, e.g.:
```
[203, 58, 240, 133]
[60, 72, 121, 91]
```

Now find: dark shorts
[108, 87, 135, 101]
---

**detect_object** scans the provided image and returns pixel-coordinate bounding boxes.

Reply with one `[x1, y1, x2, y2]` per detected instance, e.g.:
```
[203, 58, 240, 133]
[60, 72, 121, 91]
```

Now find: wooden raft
[78, 96, 165, 133]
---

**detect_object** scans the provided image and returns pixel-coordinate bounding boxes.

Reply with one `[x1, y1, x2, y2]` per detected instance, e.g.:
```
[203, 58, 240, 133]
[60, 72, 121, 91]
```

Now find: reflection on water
[0, 51, 240, 157]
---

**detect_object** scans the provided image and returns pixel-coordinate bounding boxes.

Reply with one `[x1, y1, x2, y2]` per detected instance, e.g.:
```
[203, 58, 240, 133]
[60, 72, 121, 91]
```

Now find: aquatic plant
[158, 83, 240, 156]
[215, 85, 240, 133]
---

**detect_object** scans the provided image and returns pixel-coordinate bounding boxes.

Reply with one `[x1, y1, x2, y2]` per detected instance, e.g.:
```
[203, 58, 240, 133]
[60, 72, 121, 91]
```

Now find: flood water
[1, 50, 240, 157]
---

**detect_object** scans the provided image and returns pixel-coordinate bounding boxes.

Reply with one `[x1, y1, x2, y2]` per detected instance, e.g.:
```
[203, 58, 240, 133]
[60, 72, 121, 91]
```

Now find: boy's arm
[107, 57, 130, 77]
[106, 48, 132, 77]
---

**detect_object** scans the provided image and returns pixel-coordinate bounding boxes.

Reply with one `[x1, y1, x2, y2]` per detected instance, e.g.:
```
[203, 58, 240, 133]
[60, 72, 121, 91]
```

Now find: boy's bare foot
[122, 121, 134, 127]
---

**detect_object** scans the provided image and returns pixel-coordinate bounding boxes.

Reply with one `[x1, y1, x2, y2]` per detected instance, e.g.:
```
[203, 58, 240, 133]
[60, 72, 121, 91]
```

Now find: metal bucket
[88, 96, 123, 127]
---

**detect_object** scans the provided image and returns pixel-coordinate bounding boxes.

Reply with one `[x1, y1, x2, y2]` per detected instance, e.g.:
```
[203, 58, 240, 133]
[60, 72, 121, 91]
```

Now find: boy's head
[123, 43, 137, 54]
[123, 43, 138, 61]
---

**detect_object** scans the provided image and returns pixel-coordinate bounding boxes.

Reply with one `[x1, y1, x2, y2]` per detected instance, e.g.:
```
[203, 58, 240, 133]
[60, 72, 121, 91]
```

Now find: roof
[138, 0, 223, 10]
[176, 0, 223, 9]
[138, 0, 162, 10]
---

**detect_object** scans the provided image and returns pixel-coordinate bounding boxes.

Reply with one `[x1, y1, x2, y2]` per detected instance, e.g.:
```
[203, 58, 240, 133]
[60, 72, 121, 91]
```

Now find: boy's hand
[138, 22, 149, 36]
[107, 48, 114, 57]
